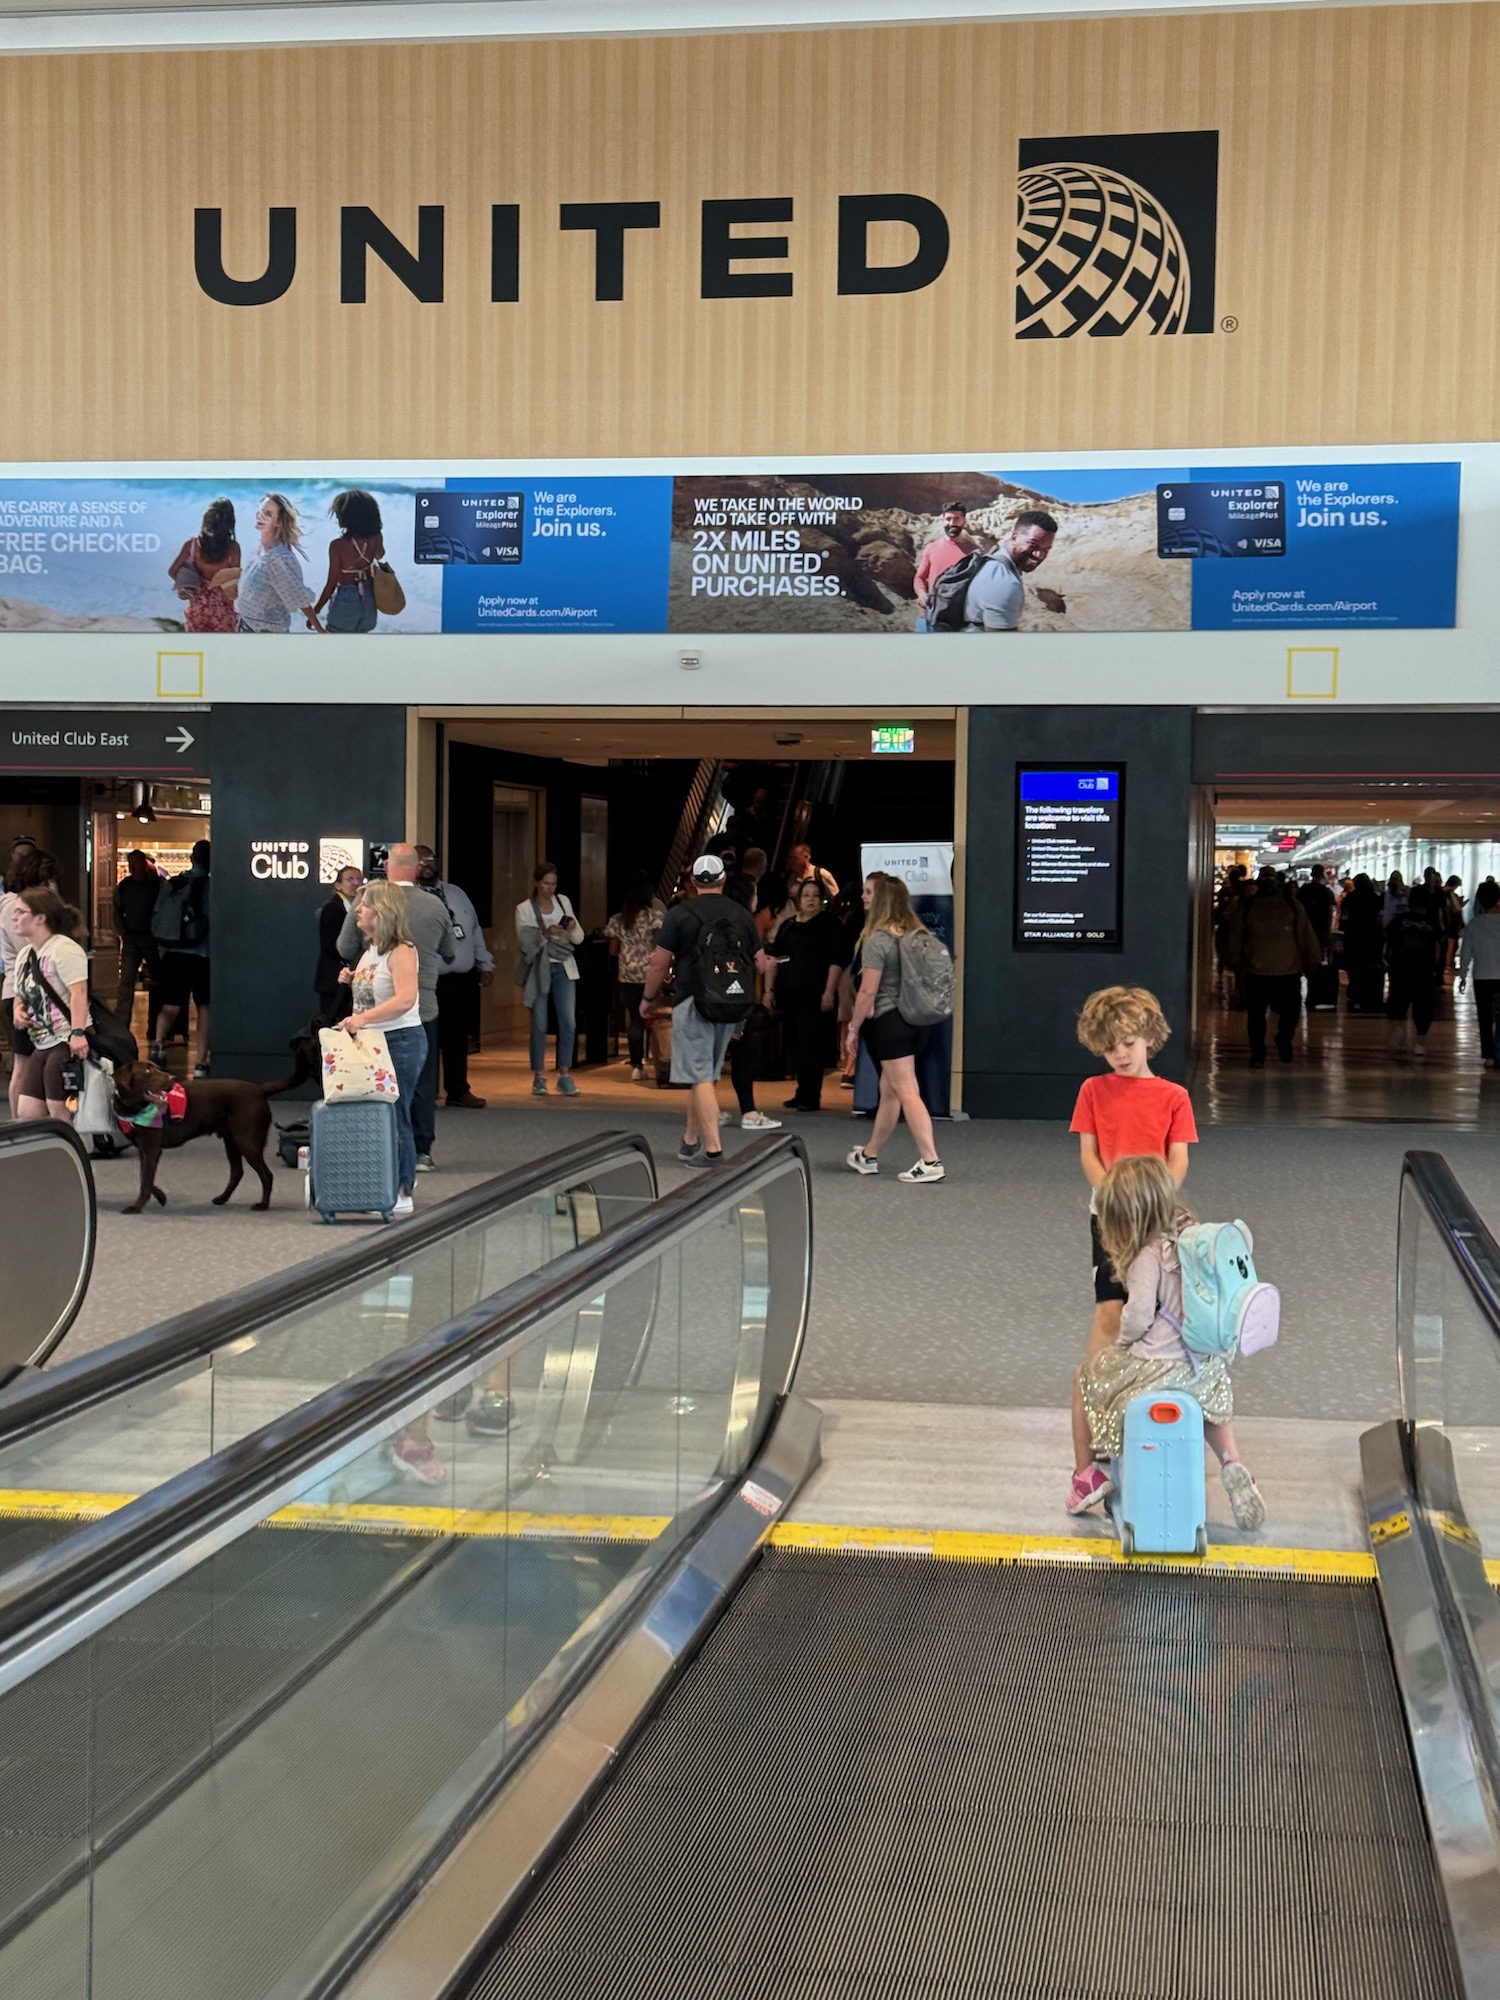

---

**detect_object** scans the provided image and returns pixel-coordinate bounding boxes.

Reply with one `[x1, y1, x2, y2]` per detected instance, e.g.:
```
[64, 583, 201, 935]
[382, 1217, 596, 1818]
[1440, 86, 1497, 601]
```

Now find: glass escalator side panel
[0, 1149, 809, 2000]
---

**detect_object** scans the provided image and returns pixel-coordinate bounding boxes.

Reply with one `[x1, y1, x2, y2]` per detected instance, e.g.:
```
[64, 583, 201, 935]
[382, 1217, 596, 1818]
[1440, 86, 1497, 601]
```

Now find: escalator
[0, 1138, 1496, 1998]
[0, 1129, 656, 1573]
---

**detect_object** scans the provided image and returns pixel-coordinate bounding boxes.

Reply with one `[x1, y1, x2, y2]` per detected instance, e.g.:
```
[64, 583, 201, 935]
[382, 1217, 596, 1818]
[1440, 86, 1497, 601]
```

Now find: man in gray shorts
[641, 854, 764, 1165]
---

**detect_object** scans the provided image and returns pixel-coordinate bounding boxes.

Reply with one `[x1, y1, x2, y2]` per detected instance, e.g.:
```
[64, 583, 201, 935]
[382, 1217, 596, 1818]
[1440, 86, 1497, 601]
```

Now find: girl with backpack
[1068, 1154, 1264, 1530]
[844, 872, 944, 1185]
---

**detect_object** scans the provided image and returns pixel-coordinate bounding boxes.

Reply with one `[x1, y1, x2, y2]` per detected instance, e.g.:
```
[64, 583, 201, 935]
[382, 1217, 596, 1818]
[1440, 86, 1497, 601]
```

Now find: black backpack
[1397, 914, 1440, 962]
[693, 912, 756, 1023]
[152, 871, 209, 947]
[926, 549, 992, 632]
[29, 952, 137, 1068]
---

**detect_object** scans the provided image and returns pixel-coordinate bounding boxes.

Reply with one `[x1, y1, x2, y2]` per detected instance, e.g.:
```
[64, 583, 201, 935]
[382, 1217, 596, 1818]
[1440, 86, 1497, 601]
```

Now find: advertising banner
[0, 463, 1458, 637]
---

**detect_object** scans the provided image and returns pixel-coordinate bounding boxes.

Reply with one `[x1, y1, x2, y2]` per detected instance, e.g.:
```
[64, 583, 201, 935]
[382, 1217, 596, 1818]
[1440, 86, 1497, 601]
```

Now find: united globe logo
[1016, 130, 1219, 339]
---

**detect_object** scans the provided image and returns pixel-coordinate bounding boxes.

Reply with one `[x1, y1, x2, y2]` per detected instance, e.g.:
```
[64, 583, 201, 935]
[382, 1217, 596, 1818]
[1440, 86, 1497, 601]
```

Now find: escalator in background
[0, 1139, 1498, 1998]
[0, 1120, 96, 1383]
[0, 1130, 656, 1576]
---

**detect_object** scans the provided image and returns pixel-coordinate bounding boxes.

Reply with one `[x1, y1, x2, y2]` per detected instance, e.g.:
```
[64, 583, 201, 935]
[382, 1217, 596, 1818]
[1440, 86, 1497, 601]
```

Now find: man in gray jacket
[340, 843, 454, 1170]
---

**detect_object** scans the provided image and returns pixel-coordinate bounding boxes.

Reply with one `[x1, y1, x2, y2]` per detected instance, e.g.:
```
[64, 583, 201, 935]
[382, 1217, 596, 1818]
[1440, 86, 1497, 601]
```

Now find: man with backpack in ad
[639, 853, 764, 1167]
[150, 839, 212, 1077]
[924, 508, 1059, 633]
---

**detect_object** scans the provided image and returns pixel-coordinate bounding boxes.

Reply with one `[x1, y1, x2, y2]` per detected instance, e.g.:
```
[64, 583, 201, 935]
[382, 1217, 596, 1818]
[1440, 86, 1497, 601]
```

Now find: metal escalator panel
[0, 1120, 94, 1381]
[0, 1137, 812, 2000]
[472, 1550, 1456, 2000]
[0, 1133, 656, 1569]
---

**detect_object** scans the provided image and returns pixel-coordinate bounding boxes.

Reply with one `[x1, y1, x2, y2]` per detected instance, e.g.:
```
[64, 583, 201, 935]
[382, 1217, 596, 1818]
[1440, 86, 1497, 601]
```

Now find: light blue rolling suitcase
[1113, 1391, 1207, 1557]
[309, 1098, 400, 1224]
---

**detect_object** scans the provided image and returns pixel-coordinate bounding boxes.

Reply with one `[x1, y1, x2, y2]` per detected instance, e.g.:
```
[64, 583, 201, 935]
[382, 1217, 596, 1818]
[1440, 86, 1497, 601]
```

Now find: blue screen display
[1016, 765, 1123, 948]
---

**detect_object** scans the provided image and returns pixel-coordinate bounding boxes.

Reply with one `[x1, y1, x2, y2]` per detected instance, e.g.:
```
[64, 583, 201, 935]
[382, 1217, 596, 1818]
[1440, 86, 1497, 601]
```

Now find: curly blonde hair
[1077, 985, 1170, 1058]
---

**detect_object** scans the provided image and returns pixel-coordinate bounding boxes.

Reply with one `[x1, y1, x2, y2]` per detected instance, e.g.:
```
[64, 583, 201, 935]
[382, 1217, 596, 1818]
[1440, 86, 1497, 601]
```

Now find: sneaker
[677, 1137, 703, 1165]
[445, 1091, 487, 1108]
[532, 1075, 548, 1096]
[433, 1385, 474, 1422]
[386, 1434, 446, 1487]
[466, 1391, 513, 1437]
[193, 1064, 210, 1079]
[1221, 1461, 1266, 1531]
[392, 1193, 414, 1218]
[1413, 1039, 1428, 1059]
[693, 1149, 726, 1167]
[741, 1110, 782, 1130]
[415, 1154, 435, 1173]
[839, 1075, 856, 1090]
[630, 1065, 645, 1082]
[783, 1098, 818, 1112]
[1066, 1464, 1114, 1516]
[898, 1159, 945, 1184]
[846, 1146, 879, 1176]
[149, 1041, 167, 1063]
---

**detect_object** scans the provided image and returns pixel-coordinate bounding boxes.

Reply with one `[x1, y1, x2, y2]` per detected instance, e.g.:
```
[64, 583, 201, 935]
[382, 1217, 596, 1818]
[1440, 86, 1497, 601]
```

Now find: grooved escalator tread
[470, 1548, 1456, 2000]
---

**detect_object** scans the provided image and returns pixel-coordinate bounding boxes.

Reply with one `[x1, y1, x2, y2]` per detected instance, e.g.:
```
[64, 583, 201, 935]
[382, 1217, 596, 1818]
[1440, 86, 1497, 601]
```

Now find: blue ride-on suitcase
[1113, 1391, 1208, 1557]
[309, 1098, 400, 1224]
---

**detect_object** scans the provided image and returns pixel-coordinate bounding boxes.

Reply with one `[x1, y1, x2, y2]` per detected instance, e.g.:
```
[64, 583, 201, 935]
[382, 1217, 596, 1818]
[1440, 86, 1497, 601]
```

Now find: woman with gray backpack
[844, 872, 953, 1184]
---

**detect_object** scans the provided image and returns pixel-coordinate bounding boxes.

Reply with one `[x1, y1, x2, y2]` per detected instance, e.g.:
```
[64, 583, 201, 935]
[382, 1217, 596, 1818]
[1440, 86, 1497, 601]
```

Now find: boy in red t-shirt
[1070, 985, 1198, 1363]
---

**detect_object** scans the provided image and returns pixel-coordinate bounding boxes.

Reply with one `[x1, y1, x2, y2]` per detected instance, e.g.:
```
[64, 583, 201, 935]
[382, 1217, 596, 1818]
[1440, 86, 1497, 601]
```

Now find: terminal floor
[1194, 980, 1500, 1127]
[18, 1053, 1497, 1557]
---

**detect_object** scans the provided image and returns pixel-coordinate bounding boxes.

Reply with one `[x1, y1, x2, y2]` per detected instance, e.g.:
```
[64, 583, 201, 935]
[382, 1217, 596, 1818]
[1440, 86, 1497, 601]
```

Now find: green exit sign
[871, 725, 915, 755]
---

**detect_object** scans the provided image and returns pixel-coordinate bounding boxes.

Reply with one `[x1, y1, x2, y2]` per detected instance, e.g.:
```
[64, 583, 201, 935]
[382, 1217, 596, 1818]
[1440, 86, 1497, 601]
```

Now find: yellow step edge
[767, 1520, 1379, 1582]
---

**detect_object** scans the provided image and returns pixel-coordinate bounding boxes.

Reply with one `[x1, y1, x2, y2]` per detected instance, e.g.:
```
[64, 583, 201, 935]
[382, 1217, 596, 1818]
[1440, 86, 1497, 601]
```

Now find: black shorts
[158, 952, 211, 1008]
[1090, 1213, 1128, 1306]
[861, 1011, 929, 1066]
[7, 1009, 33, 1058]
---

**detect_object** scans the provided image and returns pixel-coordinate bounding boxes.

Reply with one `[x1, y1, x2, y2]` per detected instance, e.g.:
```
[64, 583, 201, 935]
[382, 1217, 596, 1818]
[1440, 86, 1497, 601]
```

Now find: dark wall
[964, 707, 1194, 1120]
[212, 704, 406, 1083]
[1194, 709, 1500, 781]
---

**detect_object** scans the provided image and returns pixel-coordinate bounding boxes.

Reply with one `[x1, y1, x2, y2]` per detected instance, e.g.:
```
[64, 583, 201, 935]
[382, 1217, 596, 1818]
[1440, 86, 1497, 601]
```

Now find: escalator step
[469, 1550, 1455, 2000]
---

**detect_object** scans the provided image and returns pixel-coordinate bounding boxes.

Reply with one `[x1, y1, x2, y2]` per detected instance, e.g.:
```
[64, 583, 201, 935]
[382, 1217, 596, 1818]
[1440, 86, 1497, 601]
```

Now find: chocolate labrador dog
[111, 1057, 308, 1215]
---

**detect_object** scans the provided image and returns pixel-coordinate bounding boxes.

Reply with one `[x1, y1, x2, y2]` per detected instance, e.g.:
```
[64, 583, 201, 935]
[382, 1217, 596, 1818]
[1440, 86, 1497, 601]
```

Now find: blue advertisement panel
[434, 477, 672, 633]
[0, 463, 1459, 635]
[1180, 462, 1461, 629]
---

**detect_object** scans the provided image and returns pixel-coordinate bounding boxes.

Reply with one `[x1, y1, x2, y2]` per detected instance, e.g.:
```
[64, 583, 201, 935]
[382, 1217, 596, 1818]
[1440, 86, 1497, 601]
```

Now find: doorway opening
[0, 774, 212, 1084]
[1193, 777, 1500, 1126]
[424, 708, 958, 1112]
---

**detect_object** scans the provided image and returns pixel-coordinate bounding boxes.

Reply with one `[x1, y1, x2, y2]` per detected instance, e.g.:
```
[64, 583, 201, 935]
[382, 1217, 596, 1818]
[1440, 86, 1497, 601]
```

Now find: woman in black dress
[766, 878, 842, 1111]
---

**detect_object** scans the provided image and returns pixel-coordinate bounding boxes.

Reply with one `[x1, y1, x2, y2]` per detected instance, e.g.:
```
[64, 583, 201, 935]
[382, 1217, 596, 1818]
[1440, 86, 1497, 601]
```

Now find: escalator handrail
[0, 1119, 96, 1371]
[1401, 1149, 1500, 1353]
[0, 1132, 810, 1690]
[0, 1129, 656, 1441]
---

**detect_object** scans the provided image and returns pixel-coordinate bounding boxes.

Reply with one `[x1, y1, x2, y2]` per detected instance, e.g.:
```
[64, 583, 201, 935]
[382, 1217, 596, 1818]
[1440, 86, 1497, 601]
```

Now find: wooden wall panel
[0, 6, 1498, 461]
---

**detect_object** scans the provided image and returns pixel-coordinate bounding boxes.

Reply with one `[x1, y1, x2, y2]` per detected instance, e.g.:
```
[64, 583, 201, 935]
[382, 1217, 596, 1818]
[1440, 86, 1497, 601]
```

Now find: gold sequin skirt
[1080, 1346, 1234, 1459]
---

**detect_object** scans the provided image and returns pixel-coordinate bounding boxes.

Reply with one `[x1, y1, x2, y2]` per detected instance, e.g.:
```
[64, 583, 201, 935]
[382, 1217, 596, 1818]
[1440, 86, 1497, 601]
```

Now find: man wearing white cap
[641, 854, 764, 1164]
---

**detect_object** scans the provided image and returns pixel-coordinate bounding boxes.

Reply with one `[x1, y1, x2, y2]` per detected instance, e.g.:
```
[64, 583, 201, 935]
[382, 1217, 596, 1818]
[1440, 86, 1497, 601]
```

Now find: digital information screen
[1015, 767, 1124, 949]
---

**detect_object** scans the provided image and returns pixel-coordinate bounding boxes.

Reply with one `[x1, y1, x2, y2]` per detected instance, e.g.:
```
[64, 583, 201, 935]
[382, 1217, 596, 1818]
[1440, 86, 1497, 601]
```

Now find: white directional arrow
[165, 726, 195, 755]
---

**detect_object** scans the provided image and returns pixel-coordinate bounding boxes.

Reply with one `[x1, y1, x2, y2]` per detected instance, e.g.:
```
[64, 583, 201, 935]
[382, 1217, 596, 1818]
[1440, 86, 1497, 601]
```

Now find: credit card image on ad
[1015, 767, 1124, 949]
[1156, 481, 1286, 559]
[414, 492, 523, 565]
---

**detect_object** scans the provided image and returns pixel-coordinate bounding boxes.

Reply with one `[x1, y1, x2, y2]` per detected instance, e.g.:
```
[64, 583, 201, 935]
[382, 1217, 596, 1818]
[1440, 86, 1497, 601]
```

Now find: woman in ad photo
[236, 493, 324, 633]
[167, 498, 241, 634]
[314, 488, 387, 634]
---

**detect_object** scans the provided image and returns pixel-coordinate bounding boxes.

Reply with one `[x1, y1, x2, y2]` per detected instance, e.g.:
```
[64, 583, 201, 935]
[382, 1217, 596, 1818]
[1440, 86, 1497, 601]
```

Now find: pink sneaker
[1066, 1464, 1114, 1516]
[386, 1432, 446, 1487]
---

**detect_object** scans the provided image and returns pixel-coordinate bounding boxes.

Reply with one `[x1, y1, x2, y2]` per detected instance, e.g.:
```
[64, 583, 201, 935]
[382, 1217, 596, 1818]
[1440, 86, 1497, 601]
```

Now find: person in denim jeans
[339, 881, 427, 1218]
[515, 862, 584, 1096]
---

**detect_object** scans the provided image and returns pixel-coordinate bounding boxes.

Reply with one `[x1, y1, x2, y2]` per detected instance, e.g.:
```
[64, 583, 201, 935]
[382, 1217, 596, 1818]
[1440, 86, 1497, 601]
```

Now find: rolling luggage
[1307, 961, 1339, 1011]
[309, 1097, 399, 1224]
[1113, 1391, 1207, 1557]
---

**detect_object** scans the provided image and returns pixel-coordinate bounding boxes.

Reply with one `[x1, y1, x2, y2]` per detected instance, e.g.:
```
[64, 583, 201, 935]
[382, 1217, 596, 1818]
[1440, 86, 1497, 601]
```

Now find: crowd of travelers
[1215, 859, 1496, 1063]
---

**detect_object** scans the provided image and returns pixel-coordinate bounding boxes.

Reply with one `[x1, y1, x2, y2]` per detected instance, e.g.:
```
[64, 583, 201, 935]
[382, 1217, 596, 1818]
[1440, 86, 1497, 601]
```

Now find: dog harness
[118, 1081, 188, 1134]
